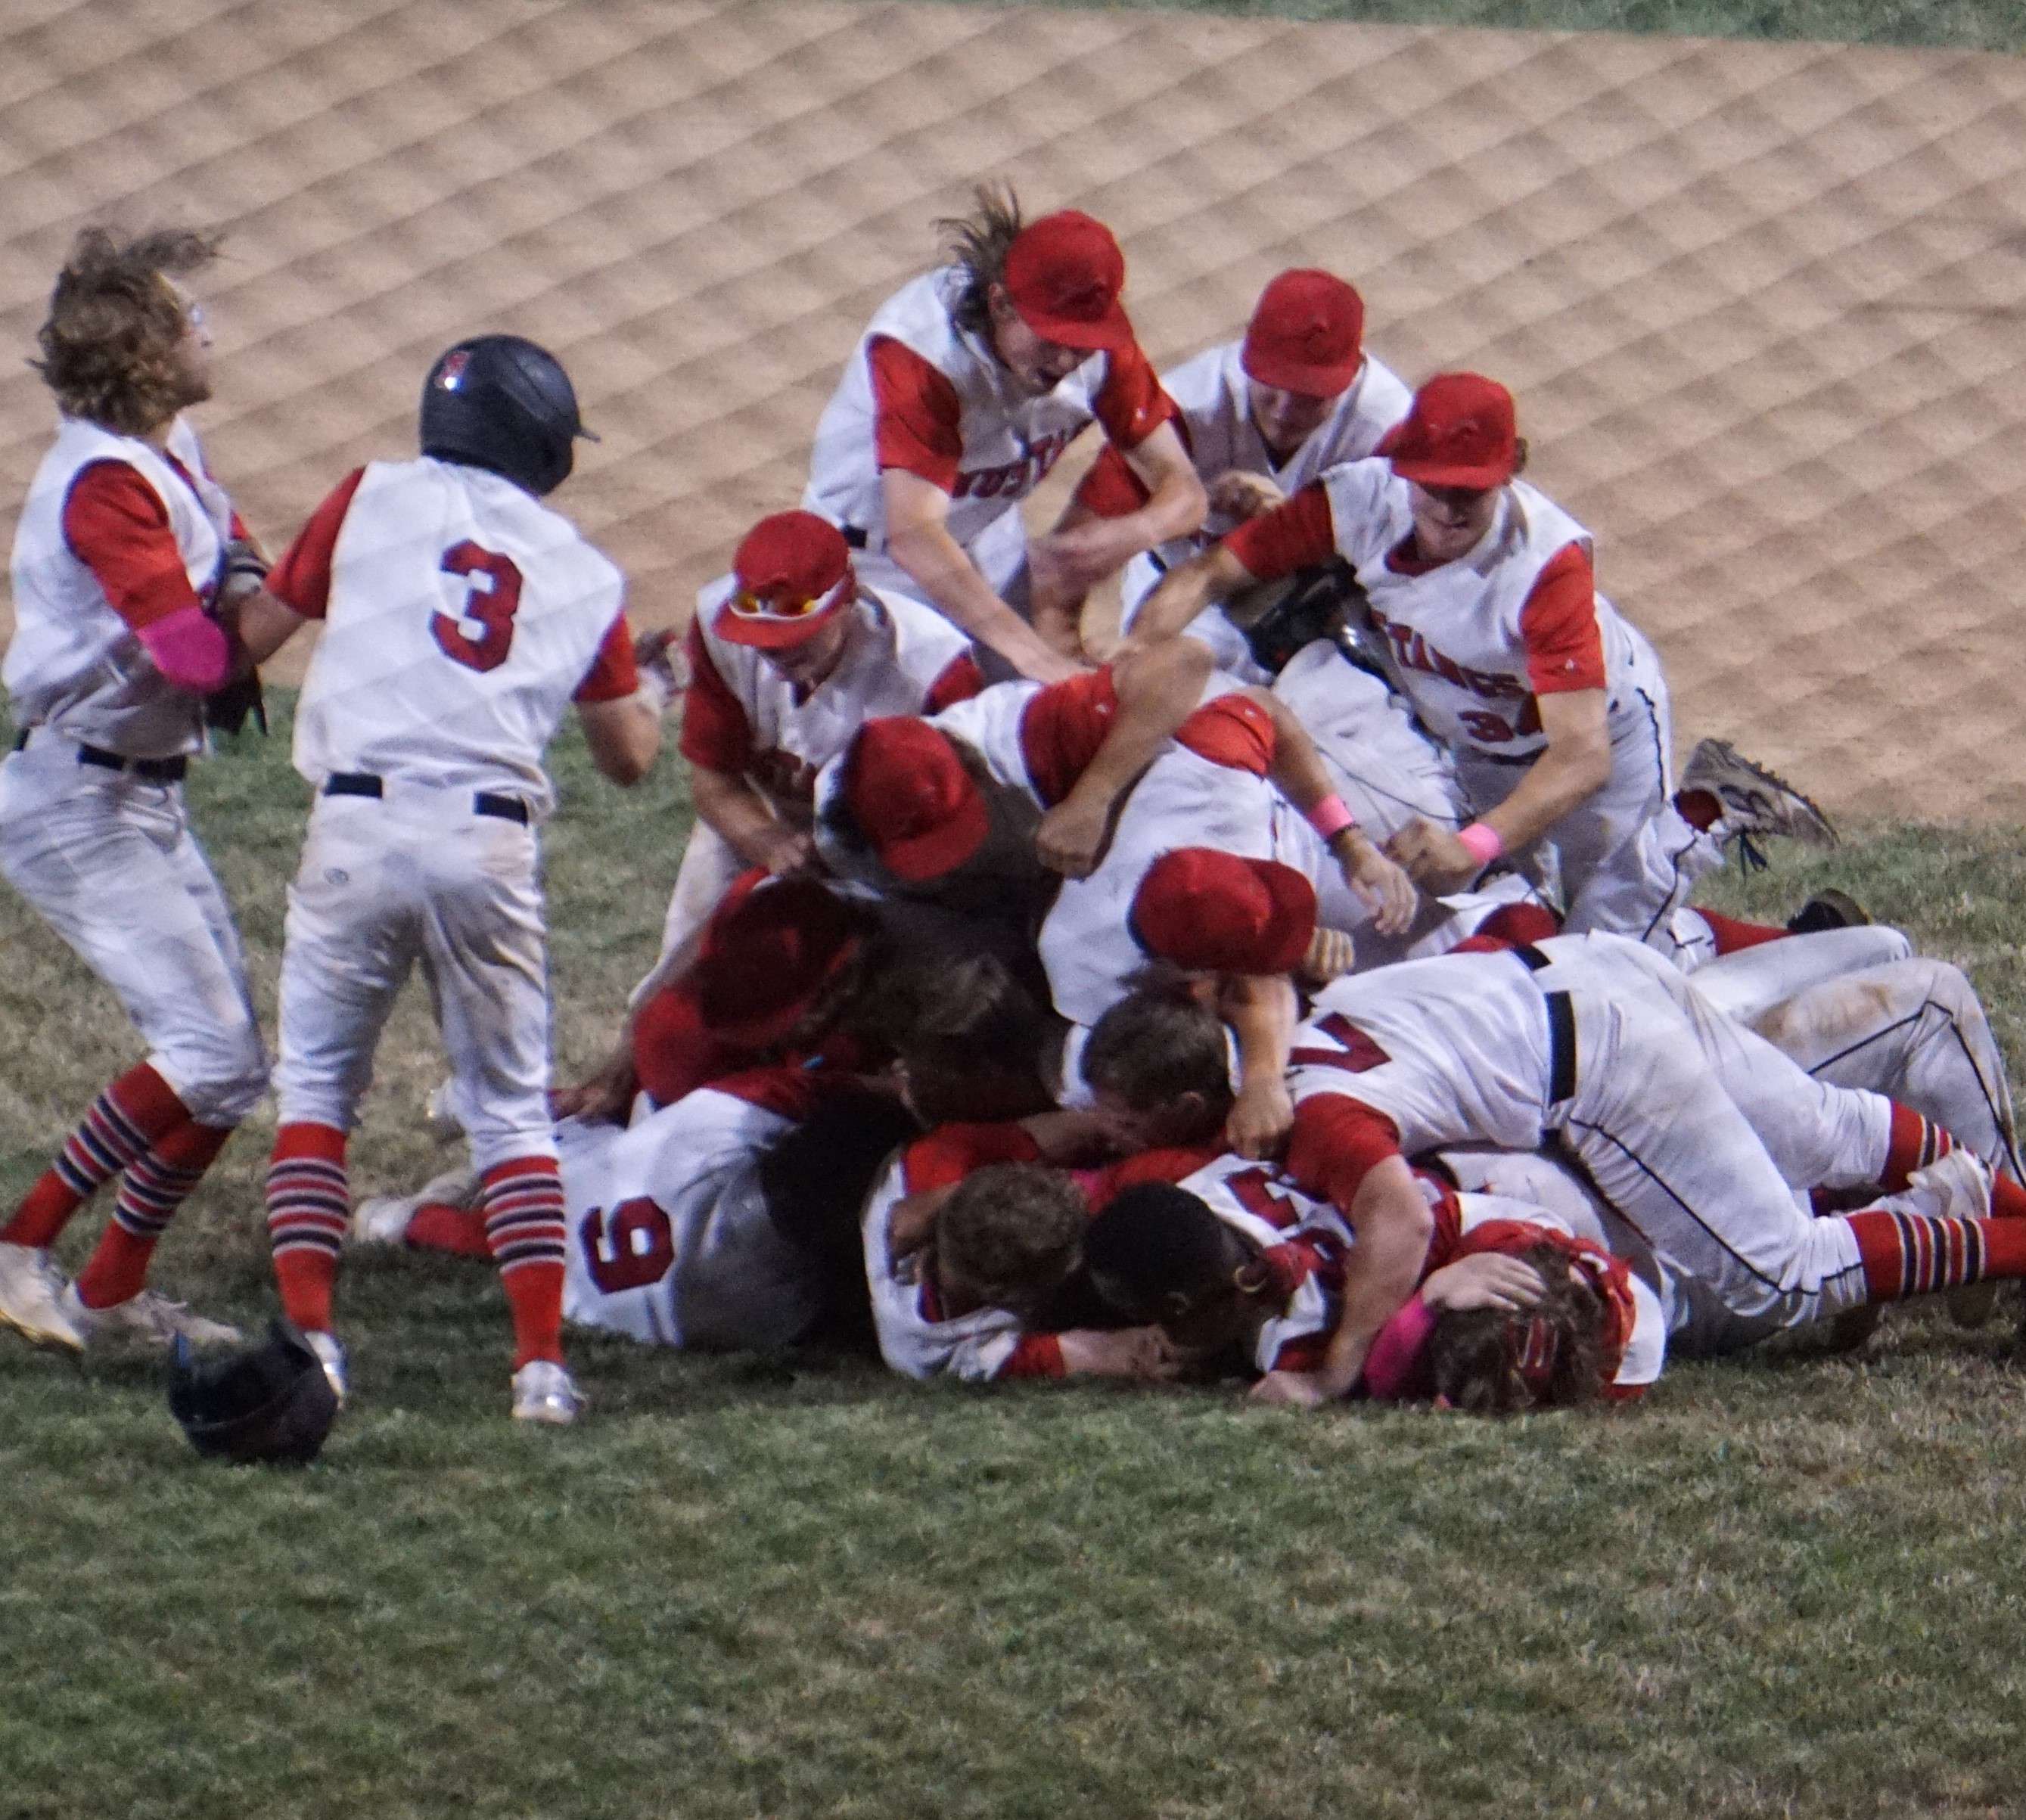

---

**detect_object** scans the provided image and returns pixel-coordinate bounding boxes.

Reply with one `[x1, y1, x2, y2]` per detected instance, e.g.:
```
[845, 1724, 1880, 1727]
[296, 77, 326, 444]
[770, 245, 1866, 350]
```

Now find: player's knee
[160, 1020, 270, 1125]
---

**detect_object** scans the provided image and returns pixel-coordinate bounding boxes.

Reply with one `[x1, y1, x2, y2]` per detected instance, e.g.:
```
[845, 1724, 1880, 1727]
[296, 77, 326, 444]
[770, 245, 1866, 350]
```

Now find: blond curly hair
[32, 226, 220, 434]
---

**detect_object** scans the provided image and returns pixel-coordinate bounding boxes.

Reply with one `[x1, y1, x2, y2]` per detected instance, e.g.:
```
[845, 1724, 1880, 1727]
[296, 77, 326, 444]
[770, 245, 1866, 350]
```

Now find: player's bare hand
[1333, 831, 1419, 935]
[751, 827, 818, 878]
[552, 1051, 637, 1126]
[1386, 819, 1484, 894]
[632, 626, 689, 710]
[1249, 1369, 1331, 1409]
[1226, 1076, 1294, 1160]
[1036, 796, 1111, 878]
[1207, 471, 1286, 522]
[1058, 1325, 1182, 1381]
[1300, 925, 1357, 983]
[1421, 1253, 1547, 1314]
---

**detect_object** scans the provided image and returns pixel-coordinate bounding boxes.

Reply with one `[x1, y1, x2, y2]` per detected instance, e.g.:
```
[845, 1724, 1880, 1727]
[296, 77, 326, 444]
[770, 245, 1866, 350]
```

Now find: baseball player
[357, 1070, 921, 1354]
[1074, 267, 1412, 673]
[0, 227, 269, 1353]
[229, 334, 666, 1424]
[660, 509, 983, 960]
[1129, 372, 1835, 964]
[802, 185, 1206, 679]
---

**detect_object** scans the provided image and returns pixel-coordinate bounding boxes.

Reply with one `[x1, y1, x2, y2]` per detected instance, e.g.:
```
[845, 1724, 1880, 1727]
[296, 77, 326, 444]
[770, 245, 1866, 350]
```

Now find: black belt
[840, 524, 869, 551]
[11, 728, 188, 784]
[1511, 944, 1577, 1104]
[324, 772, 530, 825]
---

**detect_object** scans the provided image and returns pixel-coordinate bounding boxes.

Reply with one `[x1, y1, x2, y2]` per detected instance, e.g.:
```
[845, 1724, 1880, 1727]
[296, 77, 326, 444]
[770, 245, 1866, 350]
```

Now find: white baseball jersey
[287, 458, 626, 817]
[1117, 341, 1412, 576]
[681, 582, 977, 810]
[558, 1075, 826, 1350]
[7, 415, 230, 757]
[1318, 462, 1641, 759]
[803, 267, 1170, 558]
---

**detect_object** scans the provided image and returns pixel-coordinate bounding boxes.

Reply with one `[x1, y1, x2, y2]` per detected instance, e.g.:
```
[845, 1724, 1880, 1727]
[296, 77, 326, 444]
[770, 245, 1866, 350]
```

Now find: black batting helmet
[167, 1319, 339, 1467]
[419, 334, 597, 498]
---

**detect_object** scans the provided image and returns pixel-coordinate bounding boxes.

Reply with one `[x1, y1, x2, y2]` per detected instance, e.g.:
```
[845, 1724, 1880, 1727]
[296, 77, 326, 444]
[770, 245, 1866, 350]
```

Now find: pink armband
[1456, 821, 1505, 868]
[1361, 1294, 1440, 1402]
[1307, 794, 1357, 842]
[138, 605, 231, 694]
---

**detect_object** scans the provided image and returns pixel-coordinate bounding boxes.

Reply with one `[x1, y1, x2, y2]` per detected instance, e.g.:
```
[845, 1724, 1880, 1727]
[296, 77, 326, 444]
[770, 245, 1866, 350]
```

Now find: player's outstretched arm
[882, 469, 1084, 684]
[1035, 638, 1213, 877]
[1387, 688, 1611, 893]
[688, 765, 816, 877]
[229, 589, 311, 669]
[1218, 972, 1299, 1160]
[578, 692, 662, 787]
[1126, 542, 1258, 651]
[1027, 421, 1207, 614]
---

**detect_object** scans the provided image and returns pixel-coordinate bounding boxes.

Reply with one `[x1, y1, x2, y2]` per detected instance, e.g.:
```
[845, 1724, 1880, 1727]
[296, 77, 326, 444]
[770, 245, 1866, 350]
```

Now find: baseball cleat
[1906, 1148, 1993, 1220]
[1680, 739, 1838, 849]
[0, 1242, 85, 1350]
[511, 1359, 584, 1427]
[1785, 888, 1871, 935]
[351, 1163, 481, 1247]
[57, 1283, 241, 1350]
[1818, 1303, 1882, 1355]
[303, 1329, 350, 1406]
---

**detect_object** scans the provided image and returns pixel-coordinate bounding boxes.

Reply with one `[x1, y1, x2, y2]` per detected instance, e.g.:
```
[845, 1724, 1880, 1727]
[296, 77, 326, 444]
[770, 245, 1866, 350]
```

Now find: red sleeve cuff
[924, 653, 986, 713]
[1285, 1093, 1403, 1212]
[999, 1333, 1067, 1379]
[1221, 483, 1335, 582]
[869, 336, 965, 492]
[574, 611, 639, 703]
[677, 622, 756, 772]
[1519, 543, 1606, 694]
[268, 467, 369, 620]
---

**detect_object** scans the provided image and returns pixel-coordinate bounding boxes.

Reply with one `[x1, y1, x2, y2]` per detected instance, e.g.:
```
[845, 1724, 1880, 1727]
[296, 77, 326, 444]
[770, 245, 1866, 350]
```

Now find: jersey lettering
[951, 430, 1074, 503]
[433, 540, 524, 673]
[1369, 609, 1527, 704]
[1288, 1011, 1391, 1074]
[578, 1196, 674, 1294]
[1225, 1166, 1304, 1230]
[1456, 697, 1544, 746]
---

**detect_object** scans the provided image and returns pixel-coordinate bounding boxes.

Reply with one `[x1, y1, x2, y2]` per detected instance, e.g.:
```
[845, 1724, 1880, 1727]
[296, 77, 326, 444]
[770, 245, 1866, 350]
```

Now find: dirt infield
[2, 0, 2023, 816]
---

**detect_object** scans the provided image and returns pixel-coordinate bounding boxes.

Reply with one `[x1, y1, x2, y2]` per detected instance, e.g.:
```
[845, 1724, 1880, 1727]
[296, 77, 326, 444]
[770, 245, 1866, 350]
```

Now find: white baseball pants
[272, 787, 555, 1172]
[0, 735, 266, 1124]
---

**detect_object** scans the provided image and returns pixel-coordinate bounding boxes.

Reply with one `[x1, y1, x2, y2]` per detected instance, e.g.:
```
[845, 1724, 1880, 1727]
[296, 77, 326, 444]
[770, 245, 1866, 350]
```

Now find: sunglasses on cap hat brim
[714, 573, 855, 649]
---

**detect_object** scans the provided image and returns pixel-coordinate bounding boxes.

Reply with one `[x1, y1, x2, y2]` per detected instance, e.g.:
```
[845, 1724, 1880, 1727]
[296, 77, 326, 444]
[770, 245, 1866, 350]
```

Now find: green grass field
[5, 692, 2026, 1820]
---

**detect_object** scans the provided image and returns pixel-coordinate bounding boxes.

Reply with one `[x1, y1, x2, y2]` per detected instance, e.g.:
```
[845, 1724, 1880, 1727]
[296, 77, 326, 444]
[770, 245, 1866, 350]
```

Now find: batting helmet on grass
[167, 1319, 338, 1466]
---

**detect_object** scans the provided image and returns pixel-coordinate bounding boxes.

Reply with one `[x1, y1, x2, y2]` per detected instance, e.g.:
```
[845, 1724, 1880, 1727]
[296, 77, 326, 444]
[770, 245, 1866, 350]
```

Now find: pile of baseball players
[3, 194, 2021, 1440]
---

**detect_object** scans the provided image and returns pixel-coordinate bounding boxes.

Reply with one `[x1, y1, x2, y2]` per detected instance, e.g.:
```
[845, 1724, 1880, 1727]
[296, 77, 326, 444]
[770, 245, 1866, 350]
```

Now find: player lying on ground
[228, 334, 670, 1426]
[1128, 371, 1836, 970]
[803, 185, 1205, 682]
[0, 226, 283, 1354]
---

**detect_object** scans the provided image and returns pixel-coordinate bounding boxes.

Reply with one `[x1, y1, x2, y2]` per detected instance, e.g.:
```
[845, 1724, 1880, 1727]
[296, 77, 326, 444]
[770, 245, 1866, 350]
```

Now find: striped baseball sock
[406, 1200, 491, 1259]
[480, 1155, 567, 1368]
[73, 1120, 234, 1309]
[1, 1063, 189, 1249]
[266, 1123, 350, 1333]
[1879, 1103, 1954, 1191]
[1844, 1207, 2026, 1300]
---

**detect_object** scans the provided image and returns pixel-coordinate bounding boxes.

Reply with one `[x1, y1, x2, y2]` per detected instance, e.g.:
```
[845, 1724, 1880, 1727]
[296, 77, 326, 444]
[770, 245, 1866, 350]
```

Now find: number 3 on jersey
[434, 540, 524, 672]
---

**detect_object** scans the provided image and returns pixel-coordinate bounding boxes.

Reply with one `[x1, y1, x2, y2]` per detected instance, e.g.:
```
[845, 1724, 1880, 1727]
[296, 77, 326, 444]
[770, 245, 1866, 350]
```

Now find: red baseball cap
[1002, 211, 1134, 354]
[714, 511, 856, 650]
[844, 717, 990, 884]
[1377, 372, 1518, 490]
[1130, 849, 1317, 976]
[1241, 269, 1366, 397]
[691, 875, 865, 1045]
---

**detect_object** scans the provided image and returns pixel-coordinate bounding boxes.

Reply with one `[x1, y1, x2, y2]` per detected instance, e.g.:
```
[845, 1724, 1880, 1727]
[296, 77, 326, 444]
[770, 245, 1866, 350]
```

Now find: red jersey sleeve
[998, 1333, 1068, 1379]
[1517, 543, 1606, 695]
[1284, 1092, 1403, 1213]
[1016, 669, 1120, 806]
[266, 467, 369, 620]
[677, 622, 756, 773]
[869, 336, 965, 493]
[1092, 341, 1176, 452]
[573, 611, 640, 703]
[1220, 483, 1335, 584]
[903, 1123, 1044, 1194]
[61, 461, 203, 632]
[1071, 443, 1152, 520]
[923, 652, 986, 713]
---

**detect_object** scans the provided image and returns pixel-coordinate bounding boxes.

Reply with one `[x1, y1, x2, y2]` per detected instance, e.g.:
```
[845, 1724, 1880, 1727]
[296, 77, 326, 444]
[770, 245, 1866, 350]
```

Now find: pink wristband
[1307, 794, 1358, 842]
[1456, 821, 1504, 868]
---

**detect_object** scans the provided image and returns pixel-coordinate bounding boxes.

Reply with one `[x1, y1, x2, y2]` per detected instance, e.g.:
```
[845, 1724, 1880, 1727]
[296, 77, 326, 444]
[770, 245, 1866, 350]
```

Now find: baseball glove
[204, 667, 268, 738]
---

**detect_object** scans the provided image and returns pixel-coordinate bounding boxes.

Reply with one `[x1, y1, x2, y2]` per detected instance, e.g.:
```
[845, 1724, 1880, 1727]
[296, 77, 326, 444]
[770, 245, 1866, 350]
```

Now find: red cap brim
[875, 781, 990, 884]
[1241, 344, 1360, 399]
[1387, 453, 1514, 490]
[713, 592, 848, 650]
[1009, 296, 1136, 356]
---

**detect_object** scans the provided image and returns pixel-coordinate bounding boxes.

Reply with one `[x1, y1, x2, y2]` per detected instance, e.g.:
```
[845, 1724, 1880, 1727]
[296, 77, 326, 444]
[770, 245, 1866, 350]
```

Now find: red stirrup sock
[480, 1156, 568, 1368]
[266, 1123, 350, 1333]
[1695, 910, 1791, 955]
[406, 1201, 493, 1259]
[2, 1062, 190, 1249]
[73, 1120, 234, 1309]
[1844, 1208, 2026, 1299]
[1879, 1104, 1955, 1192]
